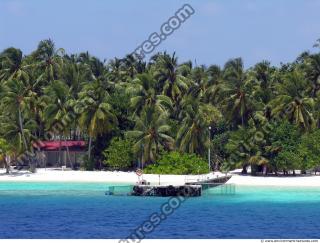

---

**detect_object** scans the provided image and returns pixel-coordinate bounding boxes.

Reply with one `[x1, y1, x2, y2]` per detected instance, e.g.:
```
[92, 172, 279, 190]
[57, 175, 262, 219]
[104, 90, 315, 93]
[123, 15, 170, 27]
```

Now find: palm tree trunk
[64, 138, 72, 168]
[5, 163, 10, 174]
[18, 107, 34, 171]
[58, 137, 62, 166]
[5, 155, 10, 174]
[18, 107, 28, 152]
[88, 136, 92, 161]
[241, 164, 247, 174]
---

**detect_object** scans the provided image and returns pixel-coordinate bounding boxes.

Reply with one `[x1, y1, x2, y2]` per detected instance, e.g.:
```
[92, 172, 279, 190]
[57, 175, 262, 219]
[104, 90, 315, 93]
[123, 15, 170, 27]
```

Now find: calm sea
[0, 182, 320, 239]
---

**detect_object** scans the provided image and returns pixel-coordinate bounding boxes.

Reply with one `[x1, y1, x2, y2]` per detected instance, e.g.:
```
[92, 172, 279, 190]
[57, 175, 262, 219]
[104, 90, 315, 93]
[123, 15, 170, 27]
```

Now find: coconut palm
[43, 80, 76, 165]
[126, 107, 174, 164]
[249, 61, 275, 105]
[107, 57, 126, 83]
[1, 79, 34, 153]
[122, 54, 146, 79]
[154, 52, 189, 102]
[187, 65, 208, 99]
[33, 39, 65, 82]
[176, 96, 221, 155]
[0, 113, 37, 157]
[0, 48, 30, 82]
[304, 53, 320, 97]
[61, 61, 87, 99]
[219, 58, 254, 126]
[126, 73, 172, 116]
[78, 79, 118, 160]
[0, 78, 38, 171]
[269, 70, 314, 130]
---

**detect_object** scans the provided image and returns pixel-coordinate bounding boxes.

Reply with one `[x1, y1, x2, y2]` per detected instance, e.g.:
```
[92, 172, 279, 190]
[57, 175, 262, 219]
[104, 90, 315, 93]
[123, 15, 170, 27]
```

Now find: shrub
[273, 149, 302, 173]
[103, 137, 134, 170]
[298, 129, 320, 171]
[144, 151, 209, 175]
[269, 121, 301, 173]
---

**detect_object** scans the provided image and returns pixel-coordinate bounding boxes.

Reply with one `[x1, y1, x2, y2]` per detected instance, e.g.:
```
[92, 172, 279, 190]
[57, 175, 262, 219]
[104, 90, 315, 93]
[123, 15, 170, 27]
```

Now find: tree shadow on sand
[0, 170, 32, 177]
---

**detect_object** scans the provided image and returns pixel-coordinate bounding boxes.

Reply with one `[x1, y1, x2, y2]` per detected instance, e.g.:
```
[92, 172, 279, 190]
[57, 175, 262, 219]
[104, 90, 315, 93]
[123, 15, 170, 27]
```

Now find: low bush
[144, 151, 209, 175]
[103, 137, 134, 170]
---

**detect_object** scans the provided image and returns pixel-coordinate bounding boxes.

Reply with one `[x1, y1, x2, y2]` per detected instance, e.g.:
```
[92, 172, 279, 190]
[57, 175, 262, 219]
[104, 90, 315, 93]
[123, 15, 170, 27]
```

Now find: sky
[0, 0, 320, 68]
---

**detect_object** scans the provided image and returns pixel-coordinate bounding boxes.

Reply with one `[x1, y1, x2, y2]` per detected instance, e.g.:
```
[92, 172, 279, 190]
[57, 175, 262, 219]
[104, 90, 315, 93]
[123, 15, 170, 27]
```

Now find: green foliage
[176, 96, 221, 155]
[273, 149, 302, 172]
[269, 121, 300, 150]
[144, 151, 209, 175]
[298, 129, 320, 170]
[225, 126, 252, 171]
[126, 107, 174, 163]
[0, 138, 10, 154]
[269, 121, 301, 172]
[212, 130, 230, 170]
[103, 137, 134, 170]
[224, 120, 301, 174]
[109, 90, 134, 133]
[1, 39, 320, 174]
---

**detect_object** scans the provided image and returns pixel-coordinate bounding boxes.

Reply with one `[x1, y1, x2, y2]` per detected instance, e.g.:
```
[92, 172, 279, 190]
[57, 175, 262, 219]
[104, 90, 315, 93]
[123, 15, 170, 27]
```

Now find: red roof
[33, 141, 86, 151]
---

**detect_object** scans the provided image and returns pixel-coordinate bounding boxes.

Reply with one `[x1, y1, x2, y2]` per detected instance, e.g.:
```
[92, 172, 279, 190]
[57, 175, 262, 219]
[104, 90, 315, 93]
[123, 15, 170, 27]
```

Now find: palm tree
[1, 79, 33, 153]
[203, 65, 223, 105]
[179, 60, 193, 77]
[187, 65, 208, 99]
[33, 39, 65, 82]
[126, 73, 172, 116]
[0, 113, 37, 159]
[0, 79, 38, 171]
[219, 58, 254, 126]
[249, 61, 275, 105]
[107, 57, 126, 83]
[176, 96, 221, 155]
[77, 51, 106, 80]
[154, 52, 189, 102]
[0, 47, 32, 82]
[78, 80, 118, 160]
[122, 54, 146, 79]
[43, 80, 74, 166]
[126, 107, 174, 164]
[269, 70, 314, 130]
[207, 65, 222, 86]
[305, 53, 320, 97]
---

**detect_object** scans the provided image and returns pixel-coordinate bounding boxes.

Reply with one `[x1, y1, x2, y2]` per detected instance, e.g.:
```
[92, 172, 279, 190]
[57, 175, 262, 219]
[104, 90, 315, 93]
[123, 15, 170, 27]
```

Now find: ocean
[0, 182, 319, 239]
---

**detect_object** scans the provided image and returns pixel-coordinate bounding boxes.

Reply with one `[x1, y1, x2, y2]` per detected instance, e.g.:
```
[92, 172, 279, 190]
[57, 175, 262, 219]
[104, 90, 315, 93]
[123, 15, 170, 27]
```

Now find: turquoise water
[0, 182, 320, 238]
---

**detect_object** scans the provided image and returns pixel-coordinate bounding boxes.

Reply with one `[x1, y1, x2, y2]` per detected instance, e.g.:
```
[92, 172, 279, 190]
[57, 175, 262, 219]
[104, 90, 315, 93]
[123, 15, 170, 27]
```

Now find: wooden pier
[105, 174, 232, 197]
[131, 184, 202, 197]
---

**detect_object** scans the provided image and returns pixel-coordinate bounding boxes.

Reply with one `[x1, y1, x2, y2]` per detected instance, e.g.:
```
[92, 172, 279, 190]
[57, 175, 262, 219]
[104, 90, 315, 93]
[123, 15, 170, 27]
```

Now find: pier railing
[105, 185, 133, 196]
[201, 183, 236, 196]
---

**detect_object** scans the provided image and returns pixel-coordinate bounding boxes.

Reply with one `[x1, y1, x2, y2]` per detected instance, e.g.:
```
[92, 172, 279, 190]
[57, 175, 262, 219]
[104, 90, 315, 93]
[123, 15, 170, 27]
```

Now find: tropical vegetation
[1, 39, 320, 175]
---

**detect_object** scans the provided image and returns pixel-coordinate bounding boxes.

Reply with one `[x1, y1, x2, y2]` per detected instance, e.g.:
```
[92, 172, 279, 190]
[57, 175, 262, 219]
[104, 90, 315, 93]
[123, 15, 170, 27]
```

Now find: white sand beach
[0, 168, 195, 185]
[226, 174, 320, 187]
[1, 168, 320, 187]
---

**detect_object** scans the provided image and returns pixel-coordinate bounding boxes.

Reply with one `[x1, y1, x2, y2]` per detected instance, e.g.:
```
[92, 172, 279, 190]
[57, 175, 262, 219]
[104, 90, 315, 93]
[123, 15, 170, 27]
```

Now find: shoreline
[1, 169, 320, 187]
